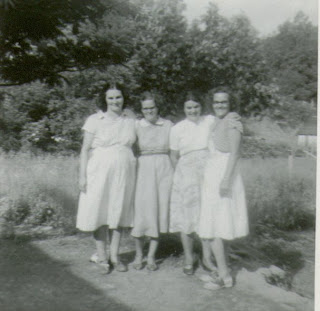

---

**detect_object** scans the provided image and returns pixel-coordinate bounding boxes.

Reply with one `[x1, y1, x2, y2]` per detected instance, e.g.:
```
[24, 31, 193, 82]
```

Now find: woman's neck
[186, 117, 201, 124]
[148, 116, 159, 125]
[216, 112, 229, 120]
[106, 110, 121, 118]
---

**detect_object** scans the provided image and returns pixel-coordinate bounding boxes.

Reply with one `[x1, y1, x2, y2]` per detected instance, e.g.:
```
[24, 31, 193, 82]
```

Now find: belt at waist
[139, 150, 169, 156]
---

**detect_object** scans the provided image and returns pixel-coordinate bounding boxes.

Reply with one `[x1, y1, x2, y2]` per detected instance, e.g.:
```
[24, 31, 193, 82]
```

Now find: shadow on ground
[0, 239, 132, 311]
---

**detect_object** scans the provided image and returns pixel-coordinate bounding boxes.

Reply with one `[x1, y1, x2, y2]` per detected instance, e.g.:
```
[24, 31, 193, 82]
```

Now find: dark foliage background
[0, 0, 317, 153]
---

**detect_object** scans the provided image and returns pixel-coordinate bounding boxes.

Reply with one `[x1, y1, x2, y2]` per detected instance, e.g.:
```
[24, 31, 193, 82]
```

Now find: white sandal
[90, 253, 110, 274]
[203, 275, 233, 290]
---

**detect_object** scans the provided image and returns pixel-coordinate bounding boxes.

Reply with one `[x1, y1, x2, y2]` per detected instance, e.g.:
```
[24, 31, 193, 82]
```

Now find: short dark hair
[184, 91, 202, 105]
[140, 91, 161, 108]
[208, 86, 232, 98]
[97, 81, 127, 112]
[207, 86, 236, 111]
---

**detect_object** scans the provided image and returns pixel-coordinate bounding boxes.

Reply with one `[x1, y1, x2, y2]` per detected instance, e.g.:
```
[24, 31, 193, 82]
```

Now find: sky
[183, 0, 318, 36]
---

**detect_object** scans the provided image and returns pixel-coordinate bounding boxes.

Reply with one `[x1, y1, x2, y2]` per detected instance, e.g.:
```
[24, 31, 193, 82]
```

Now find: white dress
[76, 111, 136, 232]
[199, 114, 249, 240]
[131, 118, 173, 238]
[169, 116, 215, 234]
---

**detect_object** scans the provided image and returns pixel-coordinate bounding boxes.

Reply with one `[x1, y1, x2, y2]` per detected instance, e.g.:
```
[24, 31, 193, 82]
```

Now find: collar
[185, 116, 205, 125]
[97, 110, 107, 119]
[97, 110, 122, 120]
[140, 117, 165, 127]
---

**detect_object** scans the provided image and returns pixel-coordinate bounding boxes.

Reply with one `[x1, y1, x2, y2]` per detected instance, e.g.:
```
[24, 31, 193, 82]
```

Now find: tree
[186, 3, 268, 115]
[261, 12, 317, 102]
[0, 0, 137, 85]
[128, 0, 190, 115]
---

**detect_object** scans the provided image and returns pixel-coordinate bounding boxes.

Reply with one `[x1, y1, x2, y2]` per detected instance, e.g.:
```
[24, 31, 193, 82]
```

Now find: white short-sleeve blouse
[82, 111, 136, 149]
[169, 115, 215, 156]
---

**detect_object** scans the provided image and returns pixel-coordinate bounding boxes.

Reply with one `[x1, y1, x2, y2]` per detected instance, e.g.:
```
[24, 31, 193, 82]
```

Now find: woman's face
[141, 99, 158, 123]
[212, 92, 230, 119]
[184, 100, 201, 122]
[106, 89, 124, 114]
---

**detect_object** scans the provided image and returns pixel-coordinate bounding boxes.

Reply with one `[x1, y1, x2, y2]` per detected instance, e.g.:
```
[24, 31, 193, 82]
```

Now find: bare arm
[79, 131, 94, 192]
[220, 128, 241, 197]
[170, 150, 179, 169]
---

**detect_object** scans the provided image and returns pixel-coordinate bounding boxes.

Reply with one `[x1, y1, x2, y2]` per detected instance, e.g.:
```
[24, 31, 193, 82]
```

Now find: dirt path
[1, 233, 314, 311]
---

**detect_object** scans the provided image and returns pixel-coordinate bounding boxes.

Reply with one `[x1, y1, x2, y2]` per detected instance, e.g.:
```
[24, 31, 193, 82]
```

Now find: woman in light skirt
[199, 87, 249, 289]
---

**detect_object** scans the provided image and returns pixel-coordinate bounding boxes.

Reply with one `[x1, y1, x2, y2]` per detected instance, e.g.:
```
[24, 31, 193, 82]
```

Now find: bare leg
[181, 232, 194, 265]
[201, 239, 217, 271]
[210, 238, 230, 279]
[109, 228, 127, 272]
[224, 240, 230, 268]
[93, 225, 108, 261]
[110, 229, 121, 263]
[147, 238, 159, 265]
[134, 237, 144, 263]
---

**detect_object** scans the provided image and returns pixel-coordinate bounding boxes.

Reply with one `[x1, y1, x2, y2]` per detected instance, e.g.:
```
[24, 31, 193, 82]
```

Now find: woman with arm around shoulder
[77, 82, 136, 273]
[131, 91, 173, 271]
[199, 87, 249, 289]
[169, 92, 216, 275]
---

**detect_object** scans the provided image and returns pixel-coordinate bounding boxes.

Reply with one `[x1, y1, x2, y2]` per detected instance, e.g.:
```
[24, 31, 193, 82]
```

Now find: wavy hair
[97, 81, 128, 112]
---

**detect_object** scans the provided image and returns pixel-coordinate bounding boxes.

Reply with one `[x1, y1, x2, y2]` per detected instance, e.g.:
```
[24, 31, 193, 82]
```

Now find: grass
[0, 152, 316, 235]
[0, 152, 79, 233]
[240, 157, 316, 231]
[0, 152, 316, 292]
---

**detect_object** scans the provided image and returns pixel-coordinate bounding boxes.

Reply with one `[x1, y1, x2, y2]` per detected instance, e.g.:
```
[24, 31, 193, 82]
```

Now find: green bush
[3, 192, 74, 230]
[4, 198, 30, 225]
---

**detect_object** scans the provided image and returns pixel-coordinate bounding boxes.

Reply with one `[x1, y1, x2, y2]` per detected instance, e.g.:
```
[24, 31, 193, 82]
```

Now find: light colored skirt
[169, 149, 209, 234]
[131, 154, 173, 238]
[199, 150, 249, 240]
[76, 145, 136, 232]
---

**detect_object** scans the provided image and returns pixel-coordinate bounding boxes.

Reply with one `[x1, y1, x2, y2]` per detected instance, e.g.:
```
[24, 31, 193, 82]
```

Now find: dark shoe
[111, 261, 128, 272]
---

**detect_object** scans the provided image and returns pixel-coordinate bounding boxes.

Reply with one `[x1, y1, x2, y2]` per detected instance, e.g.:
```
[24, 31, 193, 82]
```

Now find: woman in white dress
[131, 92, 173, 271]
[169, 92, 216, 275]
[199, 87, 249, 289]
[77, 82, 136, 273]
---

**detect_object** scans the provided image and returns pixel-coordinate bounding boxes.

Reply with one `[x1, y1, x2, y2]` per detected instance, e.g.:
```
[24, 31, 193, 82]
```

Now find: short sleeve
[82, 115, 98, 134]
[169, 125, 179, 151]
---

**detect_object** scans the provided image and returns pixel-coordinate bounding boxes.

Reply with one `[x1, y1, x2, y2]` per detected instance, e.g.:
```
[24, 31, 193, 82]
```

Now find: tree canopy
[0, 1, 317, 153]
[0, 0, 137, 85]
[261, 12, 317, 102]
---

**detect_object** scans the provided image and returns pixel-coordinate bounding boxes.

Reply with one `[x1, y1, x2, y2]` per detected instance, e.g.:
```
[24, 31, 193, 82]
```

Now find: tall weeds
[241, 158, 316, 231]
[0, 152, 79, 232]
[0, 154, 316, 234]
